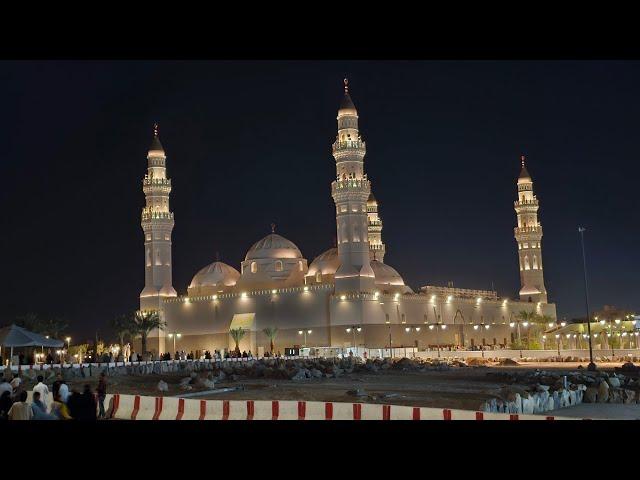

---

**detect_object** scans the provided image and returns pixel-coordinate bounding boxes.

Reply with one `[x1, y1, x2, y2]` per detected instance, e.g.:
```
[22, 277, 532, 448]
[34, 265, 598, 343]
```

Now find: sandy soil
[61, 361, 630, 412]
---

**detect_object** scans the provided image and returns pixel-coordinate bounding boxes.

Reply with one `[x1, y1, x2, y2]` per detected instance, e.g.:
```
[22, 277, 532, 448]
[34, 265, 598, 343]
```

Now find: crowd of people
[0, 371, 108, 421]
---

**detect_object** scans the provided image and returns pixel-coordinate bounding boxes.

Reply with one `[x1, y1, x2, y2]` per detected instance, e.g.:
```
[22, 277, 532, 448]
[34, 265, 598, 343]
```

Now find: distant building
[137, 80, 557, 356]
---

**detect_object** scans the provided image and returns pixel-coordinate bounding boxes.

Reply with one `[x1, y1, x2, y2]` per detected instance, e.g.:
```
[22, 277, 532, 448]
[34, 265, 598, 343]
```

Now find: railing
[332, 178, 371, 191]
[515, 225, 542, 235]
[141, 210, 174, 222]
[332, 140, 366, 151]
[143, 177, 171, 187]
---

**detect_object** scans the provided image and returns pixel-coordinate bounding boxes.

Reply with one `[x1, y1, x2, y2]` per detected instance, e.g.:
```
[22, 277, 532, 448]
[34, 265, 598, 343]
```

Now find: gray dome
[189, 261, 240, 289]
[245, 234, 303, 261]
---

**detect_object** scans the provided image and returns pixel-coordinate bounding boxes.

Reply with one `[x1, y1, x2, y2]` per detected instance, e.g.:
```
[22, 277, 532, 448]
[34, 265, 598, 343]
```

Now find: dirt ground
[63, 361, 630, 412]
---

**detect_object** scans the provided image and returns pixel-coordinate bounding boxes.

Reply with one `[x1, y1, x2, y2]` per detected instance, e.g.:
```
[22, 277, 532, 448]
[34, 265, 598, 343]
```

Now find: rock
[202, 379, 216, 389]
[290, 369, 308, 381]
[180, 384, 193, 391]
[597, 380, 610, 403]
[179, 377, 191, 386]
[346, 389, 368, 397]
[310, 368, 323, 378]
[607, 376, 621, 388]
[623, 389, 637, 404]
[157, 380, 169, 392]
[500, 358, 520, 366]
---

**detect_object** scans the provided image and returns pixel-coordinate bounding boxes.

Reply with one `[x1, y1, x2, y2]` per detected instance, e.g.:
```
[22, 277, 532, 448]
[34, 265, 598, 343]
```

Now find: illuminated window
[146, 234, 151, 241]
[164, 234, 170, 241]
[275, 261, 283, 272]
[523, 242, 529, 249]
[146, 248, 151, 267]
[532, 255, 538, 270]
[401, 314, 406, 323]
[524, 255, 530, 270]
[299, 261, 303, 272]
[340, 205, 347, 213]
[155, 250, 162, 266]
[316, 272, 322, 283]
[251, 262, 257, 274]
[386, 314, 390, 323]
[518, 243, 521, 250]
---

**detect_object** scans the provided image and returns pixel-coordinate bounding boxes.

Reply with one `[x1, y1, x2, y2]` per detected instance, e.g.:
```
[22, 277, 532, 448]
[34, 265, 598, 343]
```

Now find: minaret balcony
[332, 139, 366, 152]
[143, 176, 171, 187]
[514, 225, 542, 235]
[141, 209, 174, 222]
[331, 178, 371, 195]
[368, 219, 382, 227]
[514, 199, 538, 207]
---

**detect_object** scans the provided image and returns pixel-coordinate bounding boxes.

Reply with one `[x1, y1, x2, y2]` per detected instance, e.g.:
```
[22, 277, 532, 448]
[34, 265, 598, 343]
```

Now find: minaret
[331, 79, 376, 293]
[367, 190, 386, 262]
[514, 155, 547, 303]
[140, 124, 177, 311]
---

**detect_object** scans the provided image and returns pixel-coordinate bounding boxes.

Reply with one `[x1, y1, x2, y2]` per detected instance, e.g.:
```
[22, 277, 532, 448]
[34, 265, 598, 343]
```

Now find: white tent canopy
[0, 324, 64, 348]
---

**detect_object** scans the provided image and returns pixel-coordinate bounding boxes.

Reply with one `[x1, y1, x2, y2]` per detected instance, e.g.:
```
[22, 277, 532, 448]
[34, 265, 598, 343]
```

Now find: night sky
[2, 61, 639, 342]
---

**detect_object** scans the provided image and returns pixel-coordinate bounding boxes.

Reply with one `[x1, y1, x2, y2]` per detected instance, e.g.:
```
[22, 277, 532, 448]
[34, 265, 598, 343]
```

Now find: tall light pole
[66, 337, 71, 363]
[298, 329, 312, 347]
[578, 227, 596, 371]
[167, 332, 182, 357]
[345, 326, 362, 355]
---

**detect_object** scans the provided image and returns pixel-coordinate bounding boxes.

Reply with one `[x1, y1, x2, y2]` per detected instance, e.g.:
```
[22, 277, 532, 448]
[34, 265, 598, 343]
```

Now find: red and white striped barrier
[99, 394, 584, 420]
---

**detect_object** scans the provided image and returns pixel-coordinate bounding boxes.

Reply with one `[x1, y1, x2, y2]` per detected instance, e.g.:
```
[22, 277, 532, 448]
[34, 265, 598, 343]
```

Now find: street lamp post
[345, 326, 362, 356]
[167, 332, 182, 357]
[65, 337, 71, 363]
[298, 329, 312, 348]
[578, 226, 596, 371]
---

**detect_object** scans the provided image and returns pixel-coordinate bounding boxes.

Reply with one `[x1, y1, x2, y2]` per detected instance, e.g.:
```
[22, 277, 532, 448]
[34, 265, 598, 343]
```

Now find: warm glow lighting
[441, 325, 447, 330]
[394, 293, 400, 300]
[303, 286, 309, 292]
[431, 295, 436, 302]
[555, 334, 560, 339]
[271, 290, 277, 294]
[509, 322, 515, 327]
[522, 322, 529, 327]
[502, 300, 508, 307]
[566, 334, 571, 338]
[548, 322, 554, 328]
[473, 325, 479, 330]
[66, 337, 71, 342]
[542, 335, 546, 339]
[405, 327, 410, 332]
[615, 319, 621, 324]
[476, 297, 482, 303]
[599, 320, 605, 325]
[176, 333, 181, 338]
[429, 325, 434, 330]
[168, 333, 173, 338]
[298, 330, 303, 335]
[212, 295, 218, 300]
[356, 327, 362, 332]
[241, 292, 247, 298]
[560, 322, 566, 327]
[593, 333, 598, 338]
[307, 330, 312, 334]
[447, 295, 452, 303]
[415, 327, 420, 332]
[484, 325, 490, 330]
[346, 328, 351, 333]
[340, 295, 346, 300]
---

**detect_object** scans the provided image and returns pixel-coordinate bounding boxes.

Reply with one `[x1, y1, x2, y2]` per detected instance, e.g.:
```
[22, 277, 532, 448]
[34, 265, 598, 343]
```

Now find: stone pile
[481, 365, 640, 414]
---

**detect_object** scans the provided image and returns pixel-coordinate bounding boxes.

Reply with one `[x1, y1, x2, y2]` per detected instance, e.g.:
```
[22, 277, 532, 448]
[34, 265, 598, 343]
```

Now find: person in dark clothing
[0, 391, 12, 420]
[96, 373, 107, 419]
[80, 384, 97, 420]
[66, 389, 81, 419]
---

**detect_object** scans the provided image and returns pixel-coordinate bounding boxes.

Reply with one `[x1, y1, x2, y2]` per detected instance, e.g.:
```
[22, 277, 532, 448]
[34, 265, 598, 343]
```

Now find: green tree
[229, 328, 246, 355]
[15, 312, 40, 332]
[39, 317, 69, 339]
[131, 311, 166, 355]
[263, 327, 278, 354]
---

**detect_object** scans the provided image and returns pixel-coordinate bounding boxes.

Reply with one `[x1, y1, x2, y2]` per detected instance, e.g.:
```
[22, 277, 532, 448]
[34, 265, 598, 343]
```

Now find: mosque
[138, 80, 557, 357]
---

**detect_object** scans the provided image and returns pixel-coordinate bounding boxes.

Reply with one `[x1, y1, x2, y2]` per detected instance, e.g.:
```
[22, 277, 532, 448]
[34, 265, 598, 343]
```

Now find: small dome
[339, 92, 357, 113]
[518, 155, 531, 182]
[367, 191, 377, 205]
[307, 247, 340, 276]
[189, 261, 240, 289]
[245, 233, 303, 261]
[371, 260, 405, 286]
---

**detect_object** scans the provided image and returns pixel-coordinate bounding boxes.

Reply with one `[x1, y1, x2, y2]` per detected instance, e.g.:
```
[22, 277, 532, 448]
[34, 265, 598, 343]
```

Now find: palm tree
[229, 328, 246, 355]
[110, 314, 135, 350]
[263, 327, 278, 354]
[518, 310, 540, 348]
[131, 310, 166, 355]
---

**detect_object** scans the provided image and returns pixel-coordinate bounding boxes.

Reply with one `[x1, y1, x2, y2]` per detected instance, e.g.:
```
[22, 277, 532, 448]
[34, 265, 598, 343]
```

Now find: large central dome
[245, 233, 303, 261]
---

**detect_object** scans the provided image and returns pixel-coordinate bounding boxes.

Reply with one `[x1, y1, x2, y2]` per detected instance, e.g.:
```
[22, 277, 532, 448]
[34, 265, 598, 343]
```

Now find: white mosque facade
[138, 81, 557, 356]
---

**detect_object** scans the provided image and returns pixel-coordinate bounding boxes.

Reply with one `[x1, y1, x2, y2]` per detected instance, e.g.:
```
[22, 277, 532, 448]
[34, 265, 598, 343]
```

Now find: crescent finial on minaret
[344, 77, 349, 94]
[521, 154, 526, 167]
[153, 123, 159, 137]
[270, 223, 276, 233]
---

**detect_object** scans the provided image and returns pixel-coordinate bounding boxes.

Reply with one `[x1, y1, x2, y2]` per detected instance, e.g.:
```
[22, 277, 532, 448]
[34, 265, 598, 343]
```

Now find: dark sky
[1, 60, 639, 342]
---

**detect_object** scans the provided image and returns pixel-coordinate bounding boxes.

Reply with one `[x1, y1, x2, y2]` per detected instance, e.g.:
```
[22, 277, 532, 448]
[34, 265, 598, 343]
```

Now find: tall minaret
[514, 155, 547, 303]
[367, 190, 386, 262]
[140, 124, 177, 311]
[331, 79, 375, 293]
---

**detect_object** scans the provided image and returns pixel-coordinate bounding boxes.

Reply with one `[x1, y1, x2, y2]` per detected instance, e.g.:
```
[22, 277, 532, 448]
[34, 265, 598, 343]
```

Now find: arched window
[275, 260, 283, 272]
[532, 254, 538, 270]
[155, 250, 162, 266]
[524, 255, 530, 270]
[251, 262, 257, 273]
[316, 272, 322, 283]
[146, 248, 151, 267]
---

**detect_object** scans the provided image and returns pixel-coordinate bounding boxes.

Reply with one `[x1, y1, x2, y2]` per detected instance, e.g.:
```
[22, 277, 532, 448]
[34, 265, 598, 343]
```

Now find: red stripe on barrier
[510, 414, 519, 421]
[353, 403, 362, 420]
[199, 400, 206, 420]
[382, 405, 391, 420]
[412, 407, 420, 420]
[222, 400, 230, 420]
[546, 416, 554, 421]
[152, 397, 163, 420]
[271, 401, 279, 420]
[246, 400, 254, 420]
[325, 402, 333, 420]
[131, 395, 141, 420]
[443, 409, 452, 420]
[176, 399, 184, 420]
[476, 412, 484, 420]
[298, 401, 306, 420]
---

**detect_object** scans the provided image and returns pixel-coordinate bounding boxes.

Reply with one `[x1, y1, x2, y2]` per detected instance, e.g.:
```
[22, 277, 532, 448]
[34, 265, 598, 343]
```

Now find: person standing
[50, 394, 71, 420]
[79, 384, 97, 420]
[8, 391, 32, 420]
[96, 372, 107, 419]
[33, 375, 50, 412]
[0, 377, 11, 397]
[0, 391, 13, 420]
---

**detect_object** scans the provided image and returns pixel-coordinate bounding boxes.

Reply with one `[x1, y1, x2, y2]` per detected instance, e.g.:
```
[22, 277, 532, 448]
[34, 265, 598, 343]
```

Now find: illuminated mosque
[138, 80, 557, 356]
